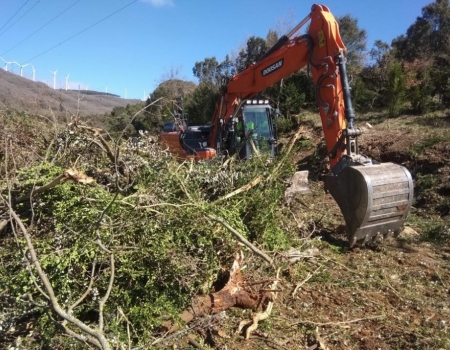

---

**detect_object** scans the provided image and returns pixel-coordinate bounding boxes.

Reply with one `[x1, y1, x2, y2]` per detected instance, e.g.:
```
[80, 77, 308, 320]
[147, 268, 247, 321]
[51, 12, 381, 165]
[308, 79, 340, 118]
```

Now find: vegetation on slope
[1, 106, 449, 349]
[0, 110, 301, 349]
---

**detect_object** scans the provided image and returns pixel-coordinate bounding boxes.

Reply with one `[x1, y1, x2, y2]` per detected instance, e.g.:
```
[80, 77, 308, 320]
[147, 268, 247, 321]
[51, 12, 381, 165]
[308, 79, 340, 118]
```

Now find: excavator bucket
[324, 163, 414, 247]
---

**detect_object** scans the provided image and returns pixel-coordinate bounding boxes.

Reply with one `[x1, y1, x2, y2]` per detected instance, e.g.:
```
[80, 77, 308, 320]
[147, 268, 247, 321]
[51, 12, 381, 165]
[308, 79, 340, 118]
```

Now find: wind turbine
[0, 57, 14, 71]
[30, 64, 36, 81]
[13, 61, 30, 77]
[65, 74, 70, 90]
[50, 69, 58, 89]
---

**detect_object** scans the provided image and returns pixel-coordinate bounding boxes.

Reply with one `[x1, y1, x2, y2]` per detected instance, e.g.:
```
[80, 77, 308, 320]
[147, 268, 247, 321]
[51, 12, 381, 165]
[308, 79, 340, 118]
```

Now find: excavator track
[325, 162, 414, 247]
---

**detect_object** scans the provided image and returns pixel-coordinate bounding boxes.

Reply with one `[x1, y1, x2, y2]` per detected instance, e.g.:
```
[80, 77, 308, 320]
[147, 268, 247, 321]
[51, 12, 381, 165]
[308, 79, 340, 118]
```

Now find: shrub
[0, 118, 298, 348]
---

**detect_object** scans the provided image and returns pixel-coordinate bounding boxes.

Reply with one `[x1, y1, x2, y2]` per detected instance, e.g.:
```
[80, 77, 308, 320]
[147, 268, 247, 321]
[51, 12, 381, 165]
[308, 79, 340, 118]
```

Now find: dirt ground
[165, 112, 450, 350]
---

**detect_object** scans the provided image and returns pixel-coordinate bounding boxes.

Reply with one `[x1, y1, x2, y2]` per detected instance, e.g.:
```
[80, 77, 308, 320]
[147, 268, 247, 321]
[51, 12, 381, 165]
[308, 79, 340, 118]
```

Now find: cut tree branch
[214, 176, 262, 203]
[267, 126, 305, 182]
[15, 169, 94, 203]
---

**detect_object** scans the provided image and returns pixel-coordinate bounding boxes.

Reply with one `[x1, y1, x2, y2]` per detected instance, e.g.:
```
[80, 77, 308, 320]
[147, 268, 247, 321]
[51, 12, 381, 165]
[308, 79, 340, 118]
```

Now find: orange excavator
[159, 3, 414, 247]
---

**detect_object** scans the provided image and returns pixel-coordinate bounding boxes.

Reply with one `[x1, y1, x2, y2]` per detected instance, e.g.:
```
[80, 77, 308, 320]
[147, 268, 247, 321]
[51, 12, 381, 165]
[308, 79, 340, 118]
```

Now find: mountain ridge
[0, 69, 141, 117]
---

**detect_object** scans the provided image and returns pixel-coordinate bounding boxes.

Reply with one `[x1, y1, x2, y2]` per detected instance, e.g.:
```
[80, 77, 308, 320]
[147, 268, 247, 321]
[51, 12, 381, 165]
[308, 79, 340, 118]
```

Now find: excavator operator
[236, 113, 255, 136]
[244, 112, 256, 131]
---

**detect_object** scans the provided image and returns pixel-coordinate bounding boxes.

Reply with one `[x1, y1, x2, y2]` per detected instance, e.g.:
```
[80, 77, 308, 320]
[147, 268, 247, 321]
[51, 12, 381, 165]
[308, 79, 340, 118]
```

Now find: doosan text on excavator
[159, 3, 414, 247]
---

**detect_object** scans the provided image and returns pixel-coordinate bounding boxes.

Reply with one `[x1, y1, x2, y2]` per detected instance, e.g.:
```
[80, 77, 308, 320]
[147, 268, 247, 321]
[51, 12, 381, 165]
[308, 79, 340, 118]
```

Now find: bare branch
[15, 168, 94, 203]
[214, 176, 262, 203]
[61, 323, 101, 349]
[69, 258, 97, 311]
[291, 265, 322, 297]
[99, 252, 115, 332]
[1, 193, 112, 350]
[267, 126, 305, 182]
[0, 218, 9, 232]
[75, 124, 117, 166]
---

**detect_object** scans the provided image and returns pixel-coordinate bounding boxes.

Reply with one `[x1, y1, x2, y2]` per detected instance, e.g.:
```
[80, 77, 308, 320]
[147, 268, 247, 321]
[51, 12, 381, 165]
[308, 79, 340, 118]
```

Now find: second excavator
[159, 3, 414, 247]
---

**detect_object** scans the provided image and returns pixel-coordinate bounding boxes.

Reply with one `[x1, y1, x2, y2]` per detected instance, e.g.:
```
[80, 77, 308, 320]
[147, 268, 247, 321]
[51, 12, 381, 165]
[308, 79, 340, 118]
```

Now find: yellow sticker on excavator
[318, 30, 326, 47]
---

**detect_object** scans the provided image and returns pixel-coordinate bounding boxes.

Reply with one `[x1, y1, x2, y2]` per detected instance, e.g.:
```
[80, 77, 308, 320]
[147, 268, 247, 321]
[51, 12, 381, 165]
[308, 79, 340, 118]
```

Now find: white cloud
[141, 0, 174, 7]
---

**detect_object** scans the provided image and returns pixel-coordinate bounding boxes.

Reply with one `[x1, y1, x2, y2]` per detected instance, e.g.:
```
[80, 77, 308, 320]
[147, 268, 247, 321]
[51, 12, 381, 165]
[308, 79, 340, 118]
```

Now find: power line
[1, 0, 82, 57]
[0, 0, 32, 33]
[0, 0, 43, 38]
[23, 0, 138, 64]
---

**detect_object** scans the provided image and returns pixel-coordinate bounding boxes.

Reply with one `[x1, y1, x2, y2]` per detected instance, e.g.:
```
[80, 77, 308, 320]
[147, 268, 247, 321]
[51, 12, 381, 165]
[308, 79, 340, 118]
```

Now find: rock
[399, 226, 419, 238]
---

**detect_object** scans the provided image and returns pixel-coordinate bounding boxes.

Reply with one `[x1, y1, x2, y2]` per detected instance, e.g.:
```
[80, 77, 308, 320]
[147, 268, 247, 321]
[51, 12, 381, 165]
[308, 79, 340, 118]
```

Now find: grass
[411, 133, 450, 156]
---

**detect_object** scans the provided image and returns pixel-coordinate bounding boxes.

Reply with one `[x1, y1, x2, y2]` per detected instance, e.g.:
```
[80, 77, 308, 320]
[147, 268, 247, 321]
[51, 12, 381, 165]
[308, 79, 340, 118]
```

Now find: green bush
[275, 116, 296, 135]
[0, 122, 299, 348]
[352, 76, 378, 113]
[386, 62, 406, 117]
[408, 83, 435, 114]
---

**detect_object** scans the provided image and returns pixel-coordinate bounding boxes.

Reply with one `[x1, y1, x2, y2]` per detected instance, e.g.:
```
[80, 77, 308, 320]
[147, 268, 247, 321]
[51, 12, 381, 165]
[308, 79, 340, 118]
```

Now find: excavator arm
[210, 4, 414, 247]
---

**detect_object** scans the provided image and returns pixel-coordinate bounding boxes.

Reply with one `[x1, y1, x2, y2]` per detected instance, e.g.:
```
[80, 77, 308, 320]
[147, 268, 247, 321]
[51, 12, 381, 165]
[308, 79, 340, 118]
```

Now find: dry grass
[206, 235, 450, 349]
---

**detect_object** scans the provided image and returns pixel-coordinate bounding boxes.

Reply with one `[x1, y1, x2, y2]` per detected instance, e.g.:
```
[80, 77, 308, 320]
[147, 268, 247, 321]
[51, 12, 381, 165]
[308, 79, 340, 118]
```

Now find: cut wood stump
[164, 252, 277, 334]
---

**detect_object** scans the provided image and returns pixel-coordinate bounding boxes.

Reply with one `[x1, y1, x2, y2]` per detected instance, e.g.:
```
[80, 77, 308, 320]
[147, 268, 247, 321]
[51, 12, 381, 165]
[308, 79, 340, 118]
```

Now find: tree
[142, 85, 172, 133]
[141, 80, 196, 133]
[193, 57, 221, 85]
[386, 61, 406, 117]
[263, 71, 314, 117]
[357, 40, 397, 109]
[406, 63, 434, 113]
[157, 64, 184, 84]
[369, 40, 391, 66]
[393, 0, 450, 62]
[185, 81, 219, 125]
[351, 75, 378, 112]
[109, 103, 146, 137]
[391, 0, 450, 107]
[218, 54, 236, 80]
[337, 14, 367, 74]
[331, 15, 370, 111]
[235, 36, 267, 72]
[265, 29, 279, 49]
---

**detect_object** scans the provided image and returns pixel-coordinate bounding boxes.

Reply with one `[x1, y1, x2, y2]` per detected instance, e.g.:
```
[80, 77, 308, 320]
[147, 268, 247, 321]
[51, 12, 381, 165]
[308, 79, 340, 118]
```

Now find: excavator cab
[234, 100, 278, 159]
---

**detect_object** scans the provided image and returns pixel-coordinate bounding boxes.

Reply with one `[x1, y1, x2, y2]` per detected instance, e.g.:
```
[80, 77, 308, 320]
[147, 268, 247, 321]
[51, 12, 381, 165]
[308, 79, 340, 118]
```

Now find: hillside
[0, 69, 141, 117]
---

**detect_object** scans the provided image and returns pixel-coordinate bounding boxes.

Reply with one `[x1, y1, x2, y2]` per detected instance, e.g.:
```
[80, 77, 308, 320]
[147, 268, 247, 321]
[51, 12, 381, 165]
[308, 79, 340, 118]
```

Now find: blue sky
[0, 0, 432, 100]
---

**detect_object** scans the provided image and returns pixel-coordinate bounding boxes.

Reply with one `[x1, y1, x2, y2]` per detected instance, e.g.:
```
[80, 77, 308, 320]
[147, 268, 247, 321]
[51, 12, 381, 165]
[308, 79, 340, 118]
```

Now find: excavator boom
[209, 4, 349, 167]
